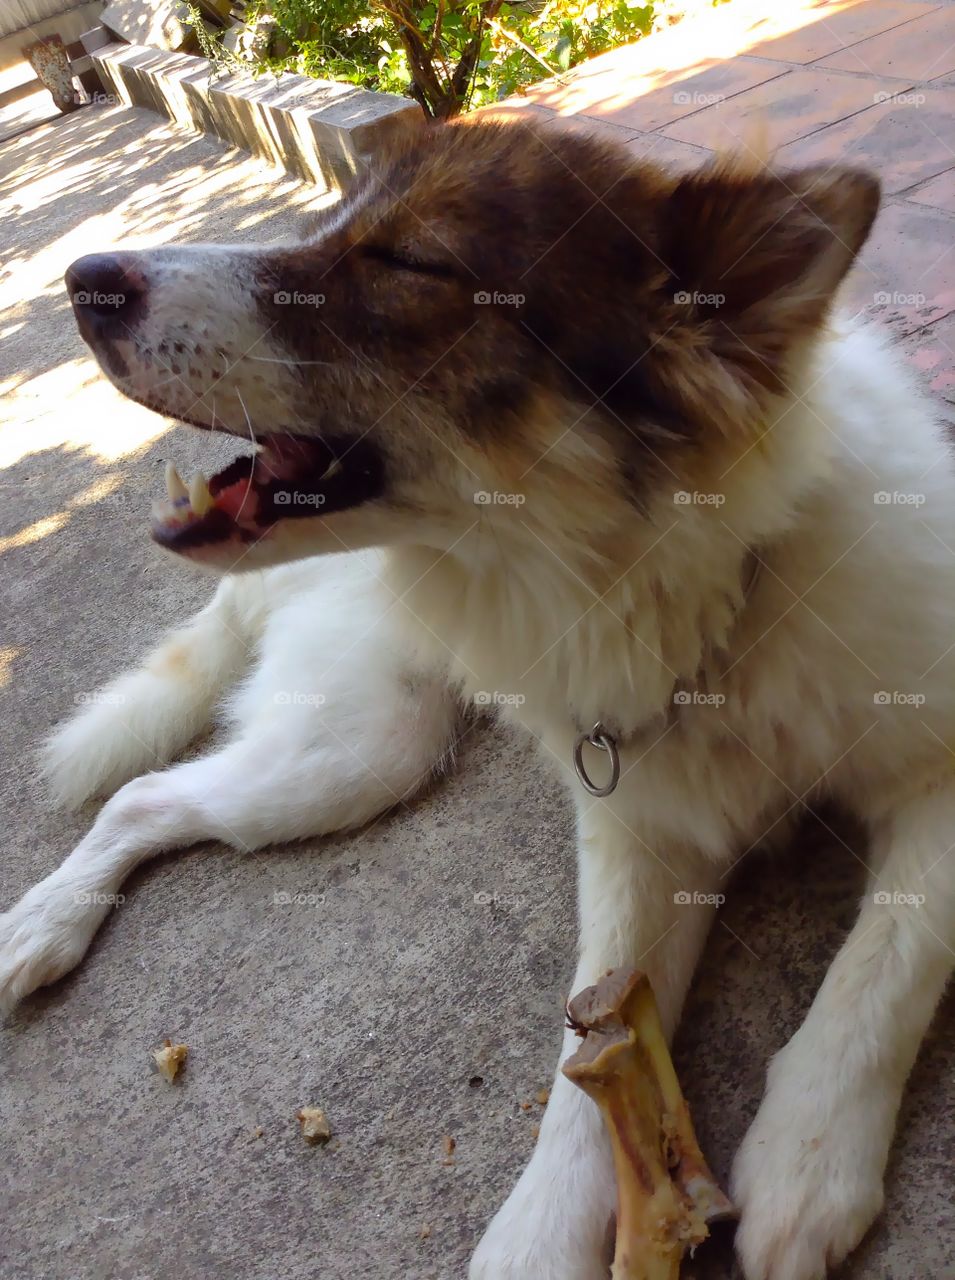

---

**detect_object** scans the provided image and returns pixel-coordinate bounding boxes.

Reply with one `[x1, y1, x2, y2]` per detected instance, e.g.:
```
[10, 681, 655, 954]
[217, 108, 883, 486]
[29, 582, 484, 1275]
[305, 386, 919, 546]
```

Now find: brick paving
[490, 0, 955, 403]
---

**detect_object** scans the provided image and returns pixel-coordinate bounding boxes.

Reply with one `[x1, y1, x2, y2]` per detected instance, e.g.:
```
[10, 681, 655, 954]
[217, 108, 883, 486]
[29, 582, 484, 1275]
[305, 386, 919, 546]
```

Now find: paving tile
[539, 111, 644, 145]
[626, 131, 714, 171]
[745, 0, 940, 65]
[842, 201, 955, 335]
[479, 99, 647, 148]
[661, 67, 906, 150]
[775, 86, 955, 194]
[476, 100, 558, 126]
[906, 165, 955, 211]
[903, 311, 955, 400]
[817, 6, 955, 80]
[477, 100, 709, 169]
[524, 54, 786, 132]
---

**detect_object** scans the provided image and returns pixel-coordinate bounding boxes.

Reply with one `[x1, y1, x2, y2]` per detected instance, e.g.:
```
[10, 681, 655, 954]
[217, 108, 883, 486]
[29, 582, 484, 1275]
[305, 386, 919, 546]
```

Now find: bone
[165, 462, 188, 503]
[562, 968, 734, 1280]
[188, 472, 213, 517]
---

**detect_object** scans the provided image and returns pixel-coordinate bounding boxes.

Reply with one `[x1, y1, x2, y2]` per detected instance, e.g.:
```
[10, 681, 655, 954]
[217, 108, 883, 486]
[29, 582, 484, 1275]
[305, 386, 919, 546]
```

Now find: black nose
[65, 253, 147, 340]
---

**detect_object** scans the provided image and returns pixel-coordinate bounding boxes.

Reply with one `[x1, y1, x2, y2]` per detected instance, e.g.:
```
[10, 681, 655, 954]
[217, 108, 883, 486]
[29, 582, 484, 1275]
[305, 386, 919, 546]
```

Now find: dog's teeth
[189, 473, 213, 517]
[320, 458, 342, 480]
[165, 462, 188, 502]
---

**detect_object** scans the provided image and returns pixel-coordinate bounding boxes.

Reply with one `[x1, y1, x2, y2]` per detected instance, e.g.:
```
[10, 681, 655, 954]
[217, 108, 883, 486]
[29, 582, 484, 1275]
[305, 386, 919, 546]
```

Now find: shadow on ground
[0, 102, 952, 1280]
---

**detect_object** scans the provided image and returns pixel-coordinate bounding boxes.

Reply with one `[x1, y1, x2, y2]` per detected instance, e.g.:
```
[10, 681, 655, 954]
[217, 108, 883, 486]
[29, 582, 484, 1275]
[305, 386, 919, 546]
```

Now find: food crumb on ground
[535, 1087, 550, 1107]
[153, 1039, 188, 1083]
[297, 1107, 332, 1145]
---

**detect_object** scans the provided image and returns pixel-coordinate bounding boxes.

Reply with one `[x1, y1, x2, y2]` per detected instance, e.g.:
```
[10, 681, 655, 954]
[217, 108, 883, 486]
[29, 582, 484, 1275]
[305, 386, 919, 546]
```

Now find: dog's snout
[65, 253, 147, 341]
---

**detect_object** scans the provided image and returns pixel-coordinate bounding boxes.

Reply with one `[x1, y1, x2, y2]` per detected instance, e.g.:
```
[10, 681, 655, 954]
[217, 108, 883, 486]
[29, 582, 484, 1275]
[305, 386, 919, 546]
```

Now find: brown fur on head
[65, 118, 879, 570]
[267, 120, 878, 448]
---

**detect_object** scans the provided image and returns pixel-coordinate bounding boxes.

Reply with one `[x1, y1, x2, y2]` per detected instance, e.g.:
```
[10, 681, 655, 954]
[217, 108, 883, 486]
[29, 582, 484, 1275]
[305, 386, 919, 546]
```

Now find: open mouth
[151, 431, 384, 552]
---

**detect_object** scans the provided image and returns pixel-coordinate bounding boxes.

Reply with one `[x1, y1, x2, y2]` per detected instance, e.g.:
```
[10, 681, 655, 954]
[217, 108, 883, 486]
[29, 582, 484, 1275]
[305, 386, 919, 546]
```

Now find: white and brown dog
[2, 118, 953, 1280]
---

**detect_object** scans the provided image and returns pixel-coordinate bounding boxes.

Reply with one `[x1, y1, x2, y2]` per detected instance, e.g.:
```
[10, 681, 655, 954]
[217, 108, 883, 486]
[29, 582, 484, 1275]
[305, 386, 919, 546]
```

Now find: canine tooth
[320, 458, 342, 480]
[165, 462, 188, 502]
[189, 473, 213, 517]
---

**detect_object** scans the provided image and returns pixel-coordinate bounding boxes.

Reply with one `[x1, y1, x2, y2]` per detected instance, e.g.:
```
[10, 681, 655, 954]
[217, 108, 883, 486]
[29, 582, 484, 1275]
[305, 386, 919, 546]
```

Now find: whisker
[234, 388, 258, 523]
[213, 352, 231, 437]
[247, 355, 335, 368]
[149, 371, 188, 391]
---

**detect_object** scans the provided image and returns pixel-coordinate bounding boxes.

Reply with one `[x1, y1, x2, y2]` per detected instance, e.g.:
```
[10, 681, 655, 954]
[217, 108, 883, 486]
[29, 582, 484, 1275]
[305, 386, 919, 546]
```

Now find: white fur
[4, 321, 954, 1280]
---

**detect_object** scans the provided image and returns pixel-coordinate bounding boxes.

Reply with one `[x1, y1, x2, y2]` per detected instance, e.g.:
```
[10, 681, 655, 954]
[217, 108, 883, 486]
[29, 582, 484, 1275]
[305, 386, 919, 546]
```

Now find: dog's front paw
[470, 1093, 615, 1280]
[470, 1174, 611, 1280]
[0, 884, 105, 1014]
[732, 1055, 887, 1280]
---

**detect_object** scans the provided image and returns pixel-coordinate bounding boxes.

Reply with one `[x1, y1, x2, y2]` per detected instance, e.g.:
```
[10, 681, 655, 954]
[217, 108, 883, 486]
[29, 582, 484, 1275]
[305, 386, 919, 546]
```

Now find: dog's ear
[657, 161, 880, 403]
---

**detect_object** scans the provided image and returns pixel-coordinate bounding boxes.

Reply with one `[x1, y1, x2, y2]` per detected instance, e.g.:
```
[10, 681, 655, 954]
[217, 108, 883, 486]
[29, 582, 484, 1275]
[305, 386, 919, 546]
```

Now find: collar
[573, 549, 763, 797]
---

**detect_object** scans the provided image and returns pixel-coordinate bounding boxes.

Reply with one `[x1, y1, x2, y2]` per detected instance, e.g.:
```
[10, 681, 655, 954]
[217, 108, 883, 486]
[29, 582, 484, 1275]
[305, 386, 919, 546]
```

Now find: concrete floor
[1, 94, 953, 1280]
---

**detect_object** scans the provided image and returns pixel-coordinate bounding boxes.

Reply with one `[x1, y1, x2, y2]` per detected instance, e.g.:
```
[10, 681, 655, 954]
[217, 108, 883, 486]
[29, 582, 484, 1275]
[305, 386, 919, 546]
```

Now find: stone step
[89, 40, 423, 190]
[0, 62, 40, 109]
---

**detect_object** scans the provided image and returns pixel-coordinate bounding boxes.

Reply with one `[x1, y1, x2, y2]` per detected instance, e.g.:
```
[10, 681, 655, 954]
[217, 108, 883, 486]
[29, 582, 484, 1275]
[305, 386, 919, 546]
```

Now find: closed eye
[360, 244, 460, 281]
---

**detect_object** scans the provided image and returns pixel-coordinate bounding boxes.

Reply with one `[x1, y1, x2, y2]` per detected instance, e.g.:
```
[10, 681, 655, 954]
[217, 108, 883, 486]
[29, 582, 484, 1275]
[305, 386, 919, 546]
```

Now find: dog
[2, 116, 953, 1280]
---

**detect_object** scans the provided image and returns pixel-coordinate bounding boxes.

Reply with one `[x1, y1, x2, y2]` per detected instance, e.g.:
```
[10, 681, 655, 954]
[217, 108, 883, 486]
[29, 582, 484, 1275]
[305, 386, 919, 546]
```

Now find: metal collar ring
[573, 721, 620, 797]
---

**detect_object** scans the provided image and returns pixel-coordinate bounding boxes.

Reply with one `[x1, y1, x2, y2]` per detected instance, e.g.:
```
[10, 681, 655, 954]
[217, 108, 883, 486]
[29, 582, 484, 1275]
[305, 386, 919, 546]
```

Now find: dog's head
[66, 118, 879, 572]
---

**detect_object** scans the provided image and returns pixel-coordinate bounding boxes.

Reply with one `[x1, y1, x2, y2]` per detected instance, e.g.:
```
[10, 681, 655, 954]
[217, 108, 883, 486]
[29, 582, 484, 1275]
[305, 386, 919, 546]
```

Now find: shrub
[192, 0, 662, 117]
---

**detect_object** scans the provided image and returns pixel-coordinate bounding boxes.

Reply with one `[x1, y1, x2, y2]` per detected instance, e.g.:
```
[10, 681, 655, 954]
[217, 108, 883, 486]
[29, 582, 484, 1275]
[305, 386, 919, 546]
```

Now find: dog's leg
[1, 661, 457, 1013]
[733, 784, 955, 1280]
[470, 805, 722, 1280]
[42, 574, 259, 808]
